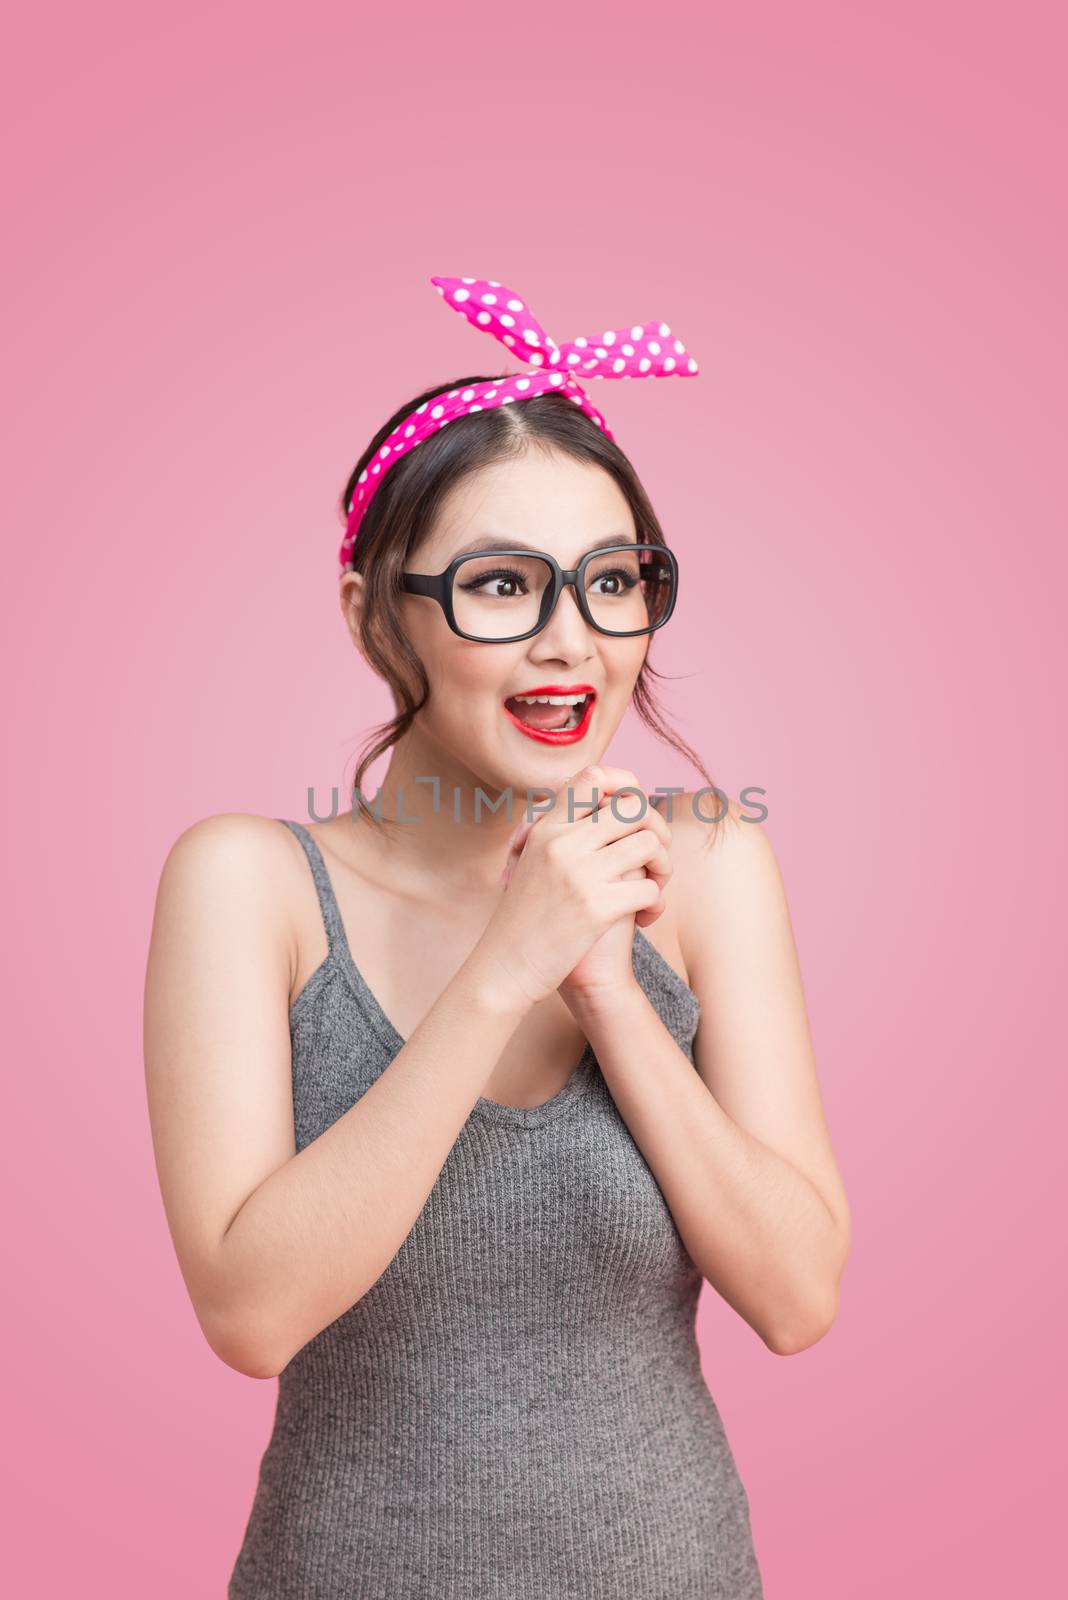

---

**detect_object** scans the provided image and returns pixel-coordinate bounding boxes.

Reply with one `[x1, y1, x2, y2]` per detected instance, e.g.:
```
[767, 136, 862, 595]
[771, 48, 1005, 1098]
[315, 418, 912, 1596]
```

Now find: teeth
[513, 692, 588, 705]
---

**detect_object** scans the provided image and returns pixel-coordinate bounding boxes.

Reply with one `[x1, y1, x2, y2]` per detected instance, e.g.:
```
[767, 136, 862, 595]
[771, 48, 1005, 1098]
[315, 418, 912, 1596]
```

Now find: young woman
[144, 277, 850, 1598]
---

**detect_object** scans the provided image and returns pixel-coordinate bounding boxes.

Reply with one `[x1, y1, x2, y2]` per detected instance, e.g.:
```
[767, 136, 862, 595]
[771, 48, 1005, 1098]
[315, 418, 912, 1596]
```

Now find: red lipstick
[502, 683, 597, 745]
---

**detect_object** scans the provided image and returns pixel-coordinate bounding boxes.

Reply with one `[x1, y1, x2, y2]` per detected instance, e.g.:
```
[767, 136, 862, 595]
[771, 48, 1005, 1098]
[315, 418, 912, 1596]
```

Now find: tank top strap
[276, 818, 350, 963]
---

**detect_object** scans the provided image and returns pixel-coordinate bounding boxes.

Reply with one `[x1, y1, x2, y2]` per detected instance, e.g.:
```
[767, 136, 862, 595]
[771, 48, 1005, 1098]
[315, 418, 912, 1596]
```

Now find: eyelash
[456, 564, 529, 594]
[457, 565, 640, 596]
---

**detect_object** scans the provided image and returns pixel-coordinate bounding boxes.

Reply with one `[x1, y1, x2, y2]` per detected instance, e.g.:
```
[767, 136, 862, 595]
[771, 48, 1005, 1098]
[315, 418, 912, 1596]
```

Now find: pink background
[3, 2, 1064, 1594]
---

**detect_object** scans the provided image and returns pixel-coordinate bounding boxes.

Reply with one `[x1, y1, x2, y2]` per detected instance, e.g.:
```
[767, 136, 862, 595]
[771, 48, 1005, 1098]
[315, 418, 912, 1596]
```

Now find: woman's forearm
[212, 952, 530, 1379]
[569, 980, 846, 1355]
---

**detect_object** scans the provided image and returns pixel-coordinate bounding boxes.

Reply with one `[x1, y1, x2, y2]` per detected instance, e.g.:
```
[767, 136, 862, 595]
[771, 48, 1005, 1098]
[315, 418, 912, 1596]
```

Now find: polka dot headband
[338, 274, 701, 574]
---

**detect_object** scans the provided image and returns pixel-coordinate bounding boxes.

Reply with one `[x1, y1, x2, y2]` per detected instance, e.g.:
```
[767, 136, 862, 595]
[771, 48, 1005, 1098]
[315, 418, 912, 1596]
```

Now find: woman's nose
[536, 581, 593, 647]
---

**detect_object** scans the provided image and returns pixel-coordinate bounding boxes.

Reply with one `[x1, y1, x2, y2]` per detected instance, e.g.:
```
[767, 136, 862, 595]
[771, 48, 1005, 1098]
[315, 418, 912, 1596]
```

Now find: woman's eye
[460, 566, 529, 598]
[471, 576, 521, 598]
[589, 568, 637, 596]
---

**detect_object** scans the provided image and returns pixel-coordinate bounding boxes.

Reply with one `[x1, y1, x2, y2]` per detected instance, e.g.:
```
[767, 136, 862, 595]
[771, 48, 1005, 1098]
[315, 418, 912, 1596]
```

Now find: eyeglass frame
[398, 542, 680, 644]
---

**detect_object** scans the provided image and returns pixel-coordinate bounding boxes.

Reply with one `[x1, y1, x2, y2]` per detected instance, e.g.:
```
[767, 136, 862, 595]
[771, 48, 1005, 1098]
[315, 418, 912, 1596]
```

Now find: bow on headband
[339, 274, 700, 572]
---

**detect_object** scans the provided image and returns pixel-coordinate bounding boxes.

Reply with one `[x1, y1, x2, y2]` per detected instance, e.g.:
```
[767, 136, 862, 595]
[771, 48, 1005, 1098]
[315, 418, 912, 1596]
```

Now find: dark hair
[338, 373, 732, 836]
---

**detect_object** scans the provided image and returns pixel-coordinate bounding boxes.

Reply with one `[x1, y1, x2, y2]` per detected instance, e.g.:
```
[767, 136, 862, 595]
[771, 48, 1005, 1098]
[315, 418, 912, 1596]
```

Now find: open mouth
[502, 686, 597, 740]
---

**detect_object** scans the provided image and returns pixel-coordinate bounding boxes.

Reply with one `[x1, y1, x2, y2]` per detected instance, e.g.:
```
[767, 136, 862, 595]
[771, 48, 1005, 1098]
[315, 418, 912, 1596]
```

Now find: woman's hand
[486, 764, 672, 1012]
[559, 774, 672, 1009]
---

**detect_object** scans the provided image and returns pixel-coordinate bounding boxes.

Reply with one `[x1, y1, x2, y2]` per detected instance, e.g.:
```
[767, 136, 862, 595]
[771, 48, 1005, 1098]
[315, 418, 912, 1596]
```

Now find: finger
[609, 873, 664, 916]
[545, 764, 611, 833]
[640, 842, 673, 899]
[612, 866, 667, 927]
[551, 766, 648, 825]
[582, 766, 644, 811]
[605, 831, 672, 886]
[552, 765, 643, 830]
[607, 794, 672, 849]
[583, 772, 671, 848]
[501, 768, 580, 882]
[634, 891, 666, 928]
[500, 816, 532, 885]
[578, 794, 672, 853]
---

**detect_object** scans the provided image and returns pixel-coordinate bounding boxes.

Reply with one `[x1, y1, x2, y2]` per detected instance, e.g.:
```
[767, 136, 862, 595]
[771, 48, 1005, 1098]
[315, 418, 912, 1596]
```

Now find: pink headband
[338, 274, 701, 574]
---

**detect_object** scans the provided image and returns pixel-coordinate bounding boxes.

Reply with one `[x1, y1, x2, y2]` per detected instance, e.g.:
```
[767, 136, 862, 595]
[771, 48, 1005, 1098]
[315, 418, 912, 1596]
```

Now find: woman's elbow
[204, 1305, 282, 1380]
[765, 1286, 841, 1356]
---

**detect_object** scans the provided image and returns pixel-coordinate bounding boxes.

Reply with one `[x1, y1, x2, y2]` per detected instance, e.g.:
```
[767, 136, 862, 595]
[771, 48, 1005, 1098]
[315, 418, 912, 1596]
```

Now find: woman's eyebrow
[452, 533, 637, 558]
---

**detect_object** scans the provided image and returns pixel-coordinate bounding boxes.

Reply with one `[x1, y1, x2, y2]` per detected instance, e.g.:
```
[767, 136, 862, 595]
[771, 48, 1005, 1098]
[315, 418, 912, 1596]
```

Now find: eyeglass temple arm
[399, 573, 445, 598]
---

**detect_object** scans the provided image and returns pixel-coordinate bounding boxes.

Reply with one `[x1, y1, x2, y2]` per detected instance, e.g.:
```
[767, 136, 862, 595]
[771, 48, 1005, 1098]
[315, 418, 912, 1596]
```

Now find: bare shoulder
[160, 810, 294, 876]
[156, 812, 303, 907]
[657, 789, 779, 880]
[654, 791, 790, 972]
[150, 812, 301, 989]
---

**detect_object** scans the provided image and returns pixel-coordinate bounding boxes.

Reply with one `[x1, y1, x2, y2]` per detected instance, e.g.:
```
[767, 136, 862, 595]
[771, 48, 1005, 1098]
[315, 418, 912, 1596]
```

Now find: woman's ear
[339, 570, 366, 646]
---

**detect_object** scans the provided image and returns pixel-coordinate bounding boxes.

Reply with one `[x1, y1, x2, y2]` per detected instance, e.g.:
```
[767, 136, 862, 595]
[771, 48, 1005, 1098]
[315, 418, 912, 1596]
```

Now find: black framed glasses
[399, 543, 679, 644]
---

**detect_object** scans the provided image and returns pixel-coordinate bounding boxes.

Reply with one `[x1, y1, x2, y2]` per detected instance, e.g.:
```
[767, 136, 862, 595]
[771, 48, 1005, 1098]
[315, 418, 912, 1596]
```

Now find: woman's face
[397, 449, 651, 794]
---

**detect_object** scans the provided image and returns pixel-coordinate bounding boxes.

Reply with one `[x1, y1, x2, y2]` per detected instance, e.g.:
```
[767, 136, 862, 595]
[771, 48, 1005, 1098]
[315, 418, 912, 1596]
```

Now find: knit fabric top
[227, 818, 764, 1599]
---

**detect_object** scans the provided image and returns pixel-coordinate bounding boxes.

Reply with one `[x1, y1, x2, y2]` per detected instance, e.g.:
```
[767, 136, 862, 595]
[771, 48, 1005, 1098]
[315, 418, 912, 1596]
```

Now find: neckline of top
[280, 818, 699, 1129]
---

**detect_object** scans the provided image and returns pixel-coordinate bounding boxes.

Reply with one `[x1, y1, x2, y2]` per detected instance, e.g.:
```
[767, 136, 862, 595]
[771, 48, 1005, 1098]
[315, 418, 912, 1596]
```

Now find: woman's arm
[143, 814, 531, 1381]
[565, 797, 851, 1355]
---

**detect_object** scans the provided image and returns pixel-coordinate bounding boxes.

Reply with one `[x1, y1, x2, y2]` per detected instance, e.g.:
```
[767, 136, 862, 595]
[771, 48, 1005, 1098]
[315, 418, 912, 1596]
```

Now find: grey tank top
[228, 818, 764, 1600]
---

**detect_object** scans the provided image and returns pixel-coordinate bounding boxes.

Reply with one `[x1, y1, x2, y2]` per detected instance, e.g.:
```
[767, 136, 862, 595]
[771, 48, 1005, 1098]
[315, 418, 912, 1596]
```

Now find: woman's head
[338, 375, 717, 824]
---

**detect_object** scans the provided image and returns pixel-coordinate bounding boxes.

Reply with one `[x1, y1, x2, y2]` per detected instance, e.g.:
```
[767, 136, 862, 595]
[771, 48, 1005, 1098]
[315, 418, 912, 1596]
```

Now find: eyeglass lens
[450, 547, 674, 640]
